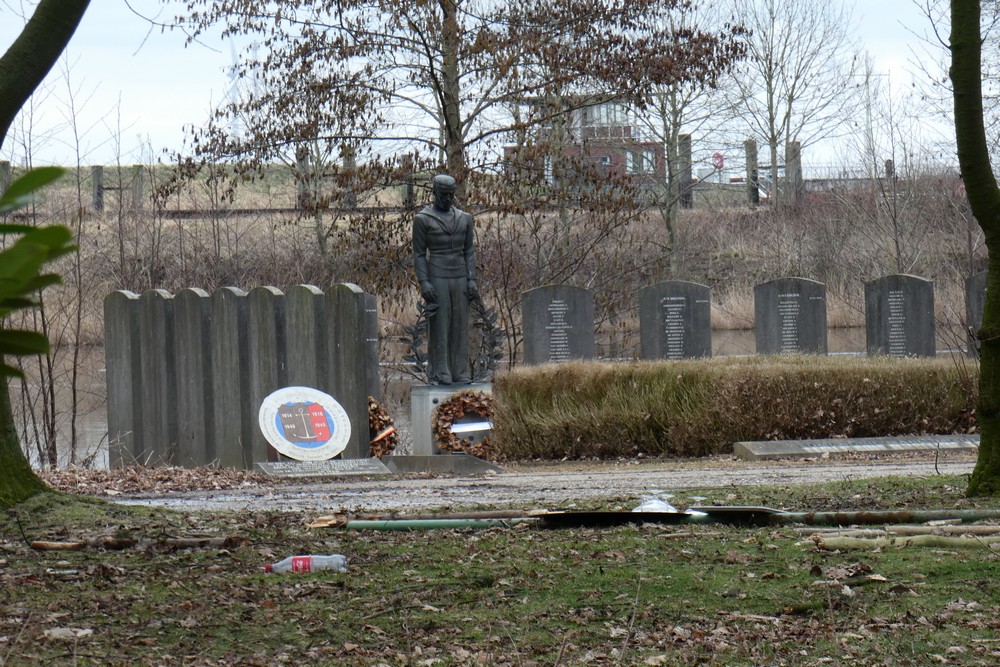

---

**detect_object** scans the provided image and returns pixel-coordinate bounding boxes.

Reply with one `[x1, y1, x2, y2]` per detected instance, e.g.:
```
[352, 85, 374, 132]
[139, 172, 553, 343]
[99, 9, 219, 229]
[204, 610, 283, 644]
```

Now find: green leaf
[0, 329, 50, 356]
[0, 167, 65, 214]
[0, 363, 26, 380]
[0, 224, 37, 235]
[0, 244, 48, 298]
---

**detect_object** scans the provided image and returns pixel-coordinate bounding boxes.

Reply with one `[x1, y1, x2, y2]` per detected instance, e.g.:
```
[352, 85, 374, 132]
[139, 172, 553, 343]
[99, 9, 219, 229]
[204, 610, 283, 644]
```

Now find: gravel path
[115, 454, 976, 514]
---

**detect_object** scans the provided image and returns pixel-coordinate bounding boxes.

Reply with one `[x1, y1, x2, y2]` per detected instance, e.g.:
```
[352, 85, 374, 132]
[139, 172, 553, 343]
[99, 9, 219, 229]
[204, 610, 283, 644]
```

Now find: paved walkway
[116, 455, 976, 514]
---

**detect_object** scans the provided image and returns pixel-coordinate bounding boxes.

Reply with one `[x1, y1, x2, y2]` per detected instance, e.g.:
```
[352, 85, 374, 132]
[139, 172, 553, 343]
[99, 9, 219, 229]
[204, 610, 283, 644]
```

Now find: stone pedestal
[410, 383, 492, 455]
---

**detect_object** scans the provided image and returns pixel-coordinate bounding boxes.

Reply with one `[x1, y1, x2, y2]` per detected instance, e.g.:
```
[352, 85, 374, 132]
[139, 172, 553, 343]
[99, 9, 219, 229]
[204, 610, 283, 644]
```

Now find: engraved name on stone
[887, 289, 906, 356]
[545, 299, 572, 362]
[778, 292, 800, 353]
[661, 295, 687, 360]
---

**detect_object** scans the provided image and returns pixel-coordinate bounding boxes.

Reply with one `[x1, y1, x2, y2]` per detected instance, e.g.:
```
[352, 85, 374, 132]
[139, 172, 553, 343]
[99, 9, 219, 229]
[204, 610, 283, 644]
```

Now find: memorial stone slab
[754, 278, 827, 355]
[966, 270, 987, 357]
[521, 285, 595, 365]
[865, 274, 935, 357]
[327, 283, 375, 459]
[138, 289, 177, 464]
[104, 290, 142, 467]
[248, 286, 286, 463]
[286, 285, 327, 389]
[173, 288, 214, 466]
[211, 286, 252, 467]
[638, 281, 712, 360]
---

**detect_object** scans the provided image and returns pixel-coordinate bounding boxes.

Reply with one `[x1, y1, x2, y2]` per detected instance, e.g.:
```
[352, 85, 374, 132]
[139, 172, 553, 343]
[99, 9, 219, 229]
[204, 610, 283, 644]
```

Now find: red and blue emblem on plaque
[259, 387, 351, 461]
[276, 402, 334, 444]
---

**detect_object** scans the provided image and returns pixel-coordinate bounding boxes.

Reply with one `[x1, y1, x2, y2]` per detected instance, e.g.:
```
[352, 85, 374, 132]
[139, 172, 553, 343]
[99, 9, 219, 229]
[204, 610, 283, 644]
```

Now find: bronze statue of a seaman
[412, 174, 478, 384]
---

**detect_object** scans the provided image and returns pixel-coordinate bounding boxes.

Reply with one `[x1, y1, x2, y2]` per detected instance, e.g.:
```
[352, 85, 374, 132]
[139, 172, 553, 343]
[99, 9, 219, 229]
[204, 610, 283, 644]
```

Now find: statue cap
[432, 174, 456, 191]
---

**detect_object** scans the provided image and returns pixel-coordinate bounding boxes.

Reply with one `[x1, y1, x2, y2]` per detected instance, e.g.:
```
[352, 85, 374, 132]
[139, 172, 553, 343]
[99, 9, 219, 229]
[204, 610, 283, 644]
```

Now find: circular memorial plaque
[258, 386, 351, 461]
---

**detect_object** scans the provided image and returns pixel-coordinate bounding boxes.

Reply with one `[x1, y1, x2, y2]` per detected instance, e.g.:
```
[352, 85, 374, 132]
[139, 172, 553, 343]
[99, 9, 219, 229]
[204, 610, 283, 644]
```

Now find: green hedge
[490, 356, 978, 460]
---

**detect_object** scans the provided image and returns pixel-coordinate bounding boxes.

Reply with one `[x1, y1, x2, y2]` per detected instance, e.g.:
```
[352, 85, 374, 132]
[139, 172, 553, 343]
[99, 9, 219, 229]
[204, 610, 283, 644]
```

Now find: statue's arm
[412, 215, 430, 284]
[464, 213, 477, 282]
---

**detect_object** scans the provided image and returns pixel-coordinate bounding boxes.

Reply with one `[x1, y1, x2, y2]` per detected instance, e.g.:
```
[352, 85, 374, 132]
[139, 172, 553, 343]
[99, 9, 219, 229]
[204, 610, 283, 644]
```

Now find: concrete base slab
[380, 454, 502, 475]
[734, 434, 980, 461]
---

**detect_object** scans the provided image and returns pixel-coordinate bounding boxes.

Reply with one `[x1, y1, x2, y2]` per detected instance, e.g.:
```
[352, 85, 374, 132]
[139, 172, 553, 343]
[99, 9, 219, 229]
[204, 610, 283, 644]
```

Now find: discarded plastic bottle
[265, 554, 347, 573]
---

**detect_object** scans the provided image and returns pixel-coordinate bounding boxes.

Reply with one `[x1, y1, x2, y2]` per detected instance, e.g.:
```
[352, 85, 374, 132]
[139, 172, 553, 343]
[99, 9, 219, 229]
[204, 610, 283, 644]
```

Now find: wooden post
[130, 165, 144, 212]
[745, 138, 759, 206]
[91, 165, 104, 213]
[679, 134, 693, 209]
[343, 146, 357, 210]
[786, 141, 803, 205]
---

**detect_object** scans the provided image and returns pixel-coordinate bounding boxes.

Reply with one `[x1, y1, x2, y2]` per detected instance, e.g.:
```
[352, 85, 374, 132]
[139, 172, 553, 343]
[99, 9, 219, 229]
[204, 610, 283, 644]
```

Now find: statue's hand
[466, 280, 479, 301]
[420, 281, 437, 302]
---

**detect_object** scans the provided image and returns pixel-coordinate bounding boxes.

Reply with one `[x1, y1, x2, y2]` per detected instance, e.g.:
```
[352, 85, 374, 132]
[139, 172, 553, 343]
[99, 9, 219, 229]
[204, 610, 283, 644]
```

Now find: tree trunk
[0, 0, 91, 151]
[950, 0, 1000, 495]
[439, 0, 465, 183]
[0, 381, 46, 507]
[0, 0, 91, 505]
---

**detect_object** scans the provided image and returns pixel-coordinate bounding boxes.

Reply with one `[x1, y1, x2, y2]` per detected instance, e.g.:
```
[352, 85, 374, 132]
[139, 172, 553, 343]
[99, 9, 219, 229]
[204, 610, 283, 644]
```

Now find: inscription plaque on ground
[754, 278, 827, 355]
[865, 274, 935, 357]
[638, 281, 712, 359]
[256, 458, 391, 477]
[522, 285, 595, 365]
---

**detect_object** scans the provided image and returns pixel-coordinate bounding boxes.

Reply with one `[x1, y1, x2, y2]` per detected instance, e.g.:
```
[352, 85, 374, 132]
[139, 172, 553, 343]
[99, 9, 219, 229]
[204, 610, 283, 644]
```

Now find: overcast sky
[0, 0, 947, 169]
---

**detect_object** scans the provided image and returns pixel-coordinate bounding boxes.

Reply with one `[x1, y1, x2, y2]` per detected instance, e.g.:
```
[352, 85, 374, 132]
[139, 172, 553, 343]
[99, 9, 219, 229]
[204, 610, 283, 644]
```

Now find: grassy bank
[2, 475, 1000, 665]
[491, 357, 978, 460]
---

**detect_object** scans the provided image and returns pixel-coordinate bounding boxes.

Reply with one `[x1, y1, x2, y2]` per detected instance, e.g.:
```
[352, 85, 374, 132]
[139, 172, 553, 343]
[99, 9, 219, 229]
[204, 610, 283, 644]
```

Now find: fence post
[295, 146, 310, 210]
[786, 141, 803, 205]
[130, 165, 144, 212]
[91, 165, 104, 213]
[678, 134, 693, 209]
[745, 138, 759, 206]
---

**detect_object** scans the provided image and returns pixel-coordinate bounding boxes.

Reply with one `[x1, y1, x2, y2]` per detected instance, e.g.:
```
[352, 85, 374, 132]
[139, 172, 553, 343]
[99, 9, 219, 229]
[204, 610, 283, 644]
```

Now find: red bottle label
[291, 556, 311, 572]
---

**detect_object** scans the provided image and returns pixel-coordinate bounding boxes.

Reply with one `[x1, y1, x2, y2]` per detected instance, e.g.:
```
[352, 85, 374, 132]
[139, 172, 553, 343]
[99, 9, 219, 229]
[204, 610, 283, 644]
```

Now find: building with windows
[504, 101, 665, 186]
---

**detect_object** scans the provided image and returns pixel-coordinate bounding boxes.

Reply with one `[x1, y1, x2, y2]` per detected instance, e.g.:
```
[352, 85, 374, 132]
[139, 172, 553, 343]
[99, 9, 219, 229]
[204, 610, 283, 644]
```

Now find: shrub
[490, 356, 977, 460]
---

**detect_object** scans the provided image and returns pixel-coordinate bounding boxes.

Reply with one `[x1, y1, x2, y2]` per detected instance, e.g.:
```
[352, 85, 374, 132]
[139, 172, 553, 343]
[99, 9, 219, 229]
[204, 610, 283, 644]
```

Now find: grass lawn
[2, 474, 999, 666]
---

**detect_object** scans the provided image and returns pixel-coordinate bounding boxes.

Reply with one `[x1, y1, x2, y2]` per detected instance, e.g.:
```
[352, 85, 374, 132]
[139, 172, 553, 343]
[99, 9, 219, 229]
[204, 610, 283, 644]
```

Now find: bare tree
[177, 0, 746, 184]
[0, 0, 89, 506]
[632, 0, 743, 277]
[726, 0, 862, 202]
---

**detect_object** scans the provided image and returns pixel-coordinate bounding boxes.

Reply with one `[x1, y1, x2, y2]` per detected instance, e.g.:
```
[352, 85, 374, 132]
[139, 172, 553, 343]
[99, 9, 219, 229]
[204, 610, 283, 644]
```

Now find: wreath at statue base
[431, 390, 495, 460]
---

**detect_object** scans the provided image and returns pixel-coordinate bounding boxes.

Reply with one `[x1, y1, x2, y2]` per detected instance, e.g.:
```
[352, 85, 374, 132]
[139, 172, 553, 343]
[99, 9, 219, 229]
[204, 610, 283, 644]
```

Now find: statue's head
[431, 174, 457, 211]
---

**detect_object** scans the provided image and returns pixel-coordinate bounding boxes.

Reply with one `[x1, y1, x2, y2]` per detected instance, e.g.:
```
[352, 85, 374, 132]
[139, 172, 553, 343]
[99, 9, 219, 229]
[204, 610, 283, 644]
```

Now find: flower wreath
[431, 390, 494, 459]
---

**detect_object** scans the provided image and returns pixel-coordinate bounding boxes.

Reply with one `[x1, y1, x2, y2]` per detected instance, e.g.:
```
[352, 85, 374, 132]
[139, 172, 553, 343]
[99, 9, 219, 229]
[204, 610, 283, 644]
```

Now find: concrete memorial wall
[104, 284, 378, 469]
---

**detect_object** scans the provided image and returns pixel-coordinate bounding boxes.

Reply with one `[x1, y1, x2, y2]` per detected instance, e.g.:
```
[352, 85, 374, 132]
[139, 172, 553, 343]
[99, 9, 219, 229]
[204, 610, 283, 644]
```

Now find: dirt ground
[41, 450, 978, 514]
